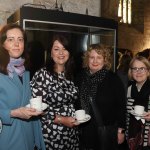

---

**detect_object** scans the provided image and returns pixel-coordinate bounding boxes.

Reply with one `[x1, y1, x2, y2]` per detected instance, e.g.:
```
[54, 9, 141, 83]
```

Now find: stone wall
[118, 0, 145, 54]
[101, 0, 119, 20]
[33, 0, 100, 16]
[0, 0, 100, 25]
[0, 0, 33, 24]
[1, 0, 150, 54]
[143, 0, 150, 51]
[118, 0, 150, 54]
[101, 0, 150, 54]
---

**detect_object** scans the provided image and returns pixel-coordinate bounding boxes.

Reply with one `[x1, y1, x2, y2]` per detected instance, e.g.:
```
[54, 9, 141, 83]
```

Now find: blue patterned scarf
[7, 57, 25, 78]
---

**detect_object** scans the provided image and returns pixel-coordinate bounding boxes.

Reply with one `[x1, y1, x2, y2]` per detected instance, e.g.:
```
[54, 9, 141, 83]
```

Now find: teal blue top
[0, 71, 45, 150]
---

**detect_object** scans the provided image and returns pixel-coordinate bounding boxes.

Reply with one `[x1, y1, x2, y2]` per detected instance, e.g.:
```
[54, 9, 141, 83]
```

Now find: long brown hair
[46, 34, 75, 80]
[0, 24, 26, 74]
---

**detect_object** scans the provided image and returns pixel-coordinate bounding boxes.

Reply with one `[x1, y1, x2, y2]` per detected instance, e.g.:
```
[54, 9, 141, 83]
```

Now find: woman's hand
[118, 128, 125, 144]
[11, 107, 43, 119]
[54, 115, 76, 128]
[143, 112, 150, 121]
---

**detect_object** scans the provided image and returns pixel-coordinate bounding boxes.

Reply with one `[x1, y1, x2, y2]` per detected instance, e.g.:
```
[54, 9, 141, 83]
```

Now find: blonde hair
[128, 56, 150, 80]
[83, 44, 112, 70]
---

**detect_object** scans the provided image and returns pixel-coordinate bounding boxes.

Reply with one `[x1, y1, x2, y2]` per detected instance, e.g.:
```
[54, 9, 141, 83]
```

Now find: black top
[75, 69, 126, 149]
[95, 71, 126, 127]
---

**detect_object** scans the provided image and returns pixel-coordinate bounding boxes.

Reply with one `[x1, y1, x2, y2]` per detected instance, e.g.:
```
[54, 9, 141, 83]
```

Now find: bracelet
[0, 119, 2, 133]
[57, 116, 62, 124]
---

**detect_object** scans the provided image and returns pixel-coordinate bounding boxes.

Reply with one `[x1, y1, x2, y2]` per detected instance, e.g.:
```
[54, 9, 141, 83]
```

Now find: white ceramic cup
[30, 96, 42, 111]
[75, 110, 86, 121]
[134, 105, 144, 115]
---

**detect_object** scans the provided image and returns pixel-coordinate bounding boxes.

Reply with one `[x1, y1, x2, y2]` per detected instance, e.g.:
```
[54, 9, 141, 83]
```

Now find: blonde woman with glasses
[126, 56, 150, 150]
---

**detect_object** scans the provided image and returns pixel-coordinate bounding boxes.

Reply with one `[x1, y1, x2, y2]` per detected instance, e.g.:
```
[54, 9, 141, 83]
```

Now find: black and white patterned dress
[30, 67, 79, 150]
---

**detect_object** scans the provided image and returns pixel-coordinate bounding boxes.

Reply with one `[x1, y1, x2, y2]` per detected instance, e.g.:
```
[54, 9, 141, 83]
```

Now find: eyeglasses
[131, 67, 148, 73]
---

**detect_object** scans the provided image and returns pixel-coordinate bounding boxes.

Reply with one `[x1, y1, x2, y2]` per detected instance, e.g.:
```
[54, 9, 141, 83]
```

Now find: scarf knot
[79, 68, 108, 113]
[7, 57, 25, 78]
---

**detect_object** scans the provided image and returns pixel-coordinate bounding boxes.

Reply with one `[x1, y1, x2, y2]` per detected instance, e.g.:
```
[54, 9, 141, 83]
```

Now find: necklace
[136, 80, 146, 92]
[136, 84, 142, 92]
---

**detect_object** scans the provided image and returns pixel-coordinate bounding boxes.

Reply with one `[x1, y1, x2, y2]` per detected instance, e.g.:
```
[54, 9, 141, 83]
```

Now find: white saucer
[130, 110, 146, 117]
[26, 103, 48, 111]
[76, 114, 91, 123]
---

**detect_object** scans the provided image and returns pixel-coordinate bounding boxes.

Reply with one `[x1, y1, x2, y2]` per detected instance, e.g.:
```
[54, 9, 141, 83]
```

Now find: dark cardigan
[76, 70, 126, 128]
[75, 70, 126, 149]
[95, 71, 126, 128]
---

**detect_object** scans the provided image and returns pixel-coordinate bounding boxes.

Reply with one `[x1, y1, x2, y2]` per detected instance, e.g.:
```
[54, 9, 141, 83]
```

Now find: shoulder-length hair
[83, 44, 112, 70]
[118, 54, 132, 73]
[46, 34, 75, 80]
[0, 24, 27, 75]
[128, 56, 150, 80]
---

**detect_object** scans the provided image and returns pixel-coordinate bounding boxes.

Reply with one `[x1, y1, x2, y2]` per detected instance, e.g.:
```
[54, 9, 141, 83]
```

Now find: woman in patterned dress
[30, 34, 79, 150]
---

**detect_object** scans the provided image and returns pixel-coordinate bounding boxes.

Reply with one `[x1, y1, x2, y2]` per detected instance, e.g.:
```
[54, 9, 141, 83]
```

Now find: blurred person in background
[117, 54, 132, 93]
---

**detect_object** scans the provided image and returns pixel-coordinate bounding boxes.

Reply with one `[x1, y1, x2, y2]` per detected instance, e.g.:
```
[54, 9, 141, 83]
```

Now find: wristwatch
[118, 128, 125, 134]
[57, 116, 62, 124]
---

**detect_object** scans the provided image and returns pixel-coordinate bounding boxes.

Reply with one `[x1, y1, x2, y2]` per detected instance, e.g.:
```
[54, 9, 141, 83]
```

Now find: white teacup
[134, 105, 144, 115]
[30, 96, 42, 111]
[75, 110, 86, 121]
